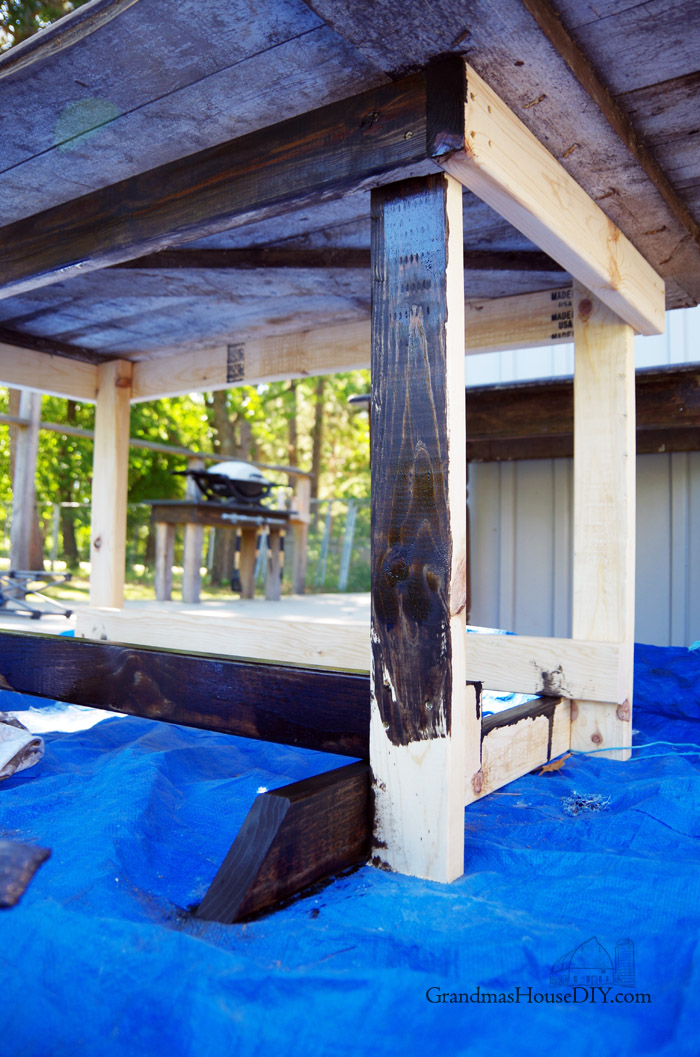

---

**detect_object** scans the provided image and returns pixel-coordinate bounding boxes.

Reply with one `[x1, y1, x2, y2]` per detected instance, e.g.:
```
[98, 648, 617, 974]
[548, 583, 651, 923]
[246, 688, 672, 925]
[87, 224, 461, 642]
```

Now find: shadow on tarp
[0, 642, 698, 1057]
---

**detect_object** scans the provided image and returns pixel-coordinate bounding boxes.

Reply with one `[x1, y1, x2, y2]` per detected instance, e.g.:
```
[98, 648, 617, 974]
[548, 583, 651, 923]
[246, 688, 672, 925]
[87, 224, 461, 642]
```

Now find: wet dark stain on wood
[370, 174, 458, 747]
[0, 840, 51, 908]
[0, 631, 371, 759]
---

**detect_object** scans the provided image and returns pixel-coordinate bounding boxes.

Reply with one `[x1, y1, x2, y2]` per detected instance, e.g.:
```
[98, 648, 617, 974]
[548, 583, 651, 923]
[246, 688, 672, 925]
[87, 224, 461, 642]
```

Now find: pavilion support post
[370, 172, 475, 883]
[154, 522, 175, 602]
[571, 285, 635, 760]
[9, 389, 41, 571]
[90, 360, 132, 608]
[290, 475, 310, 595]
[182, 457, 205, 603]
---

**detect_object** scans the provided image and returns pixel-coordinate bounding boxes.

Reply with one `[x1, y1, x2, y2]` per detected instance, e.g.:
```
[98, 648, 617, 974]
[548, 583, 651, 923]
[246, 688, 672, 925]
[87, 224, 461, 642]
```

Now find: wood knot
[471, 769, 483, 795]
[617, 700, 631, 722]
[591, 732, 603, 745]
[92, 536, 102, 550]
[578, 298, 593, 321]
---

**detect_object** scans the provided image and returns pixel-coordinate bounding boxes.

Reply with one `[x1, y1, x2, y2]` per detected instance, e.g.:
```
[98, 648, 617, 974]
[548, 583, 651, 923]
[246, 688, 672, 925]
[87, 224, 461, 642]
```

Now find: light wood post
[154, 522, 175, 601]
[370, 173, 475, 882]
[9, 389, 41, 570]
[290, 476, 311, 594]
[265, 528, 283, 601]
[90, 360, 132, 608]
[182, 457, 205, 603]
[571, 285, 635, 760]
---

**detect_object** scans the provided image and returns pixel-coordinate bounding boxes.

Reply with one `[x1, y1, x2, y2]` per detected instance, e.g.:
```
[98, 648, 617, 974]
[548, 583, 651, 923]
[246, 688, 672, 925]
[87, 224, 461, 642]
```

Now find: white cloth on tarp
[0, 713, 44, 779]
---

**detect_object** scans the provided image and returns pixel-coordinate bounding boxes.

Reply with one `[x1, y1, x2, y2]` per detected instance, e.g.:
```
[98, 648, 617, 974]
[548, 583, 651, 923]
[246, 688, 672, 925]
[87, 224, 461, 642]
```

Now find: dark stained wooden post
[370, 173, 478, 882]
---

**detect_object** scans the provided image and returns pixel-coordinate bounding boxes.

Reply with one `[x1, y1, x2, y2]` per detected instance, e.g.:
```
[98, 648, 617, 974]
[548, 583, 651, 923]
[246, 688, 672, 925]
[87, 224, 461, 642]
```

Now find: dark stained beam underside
[0, 325, 106, 365]
[113, 247, 565, 272]
[466, 364, 700, 461]
[0, 631, 371, 759]
[0, 62, 467, 300]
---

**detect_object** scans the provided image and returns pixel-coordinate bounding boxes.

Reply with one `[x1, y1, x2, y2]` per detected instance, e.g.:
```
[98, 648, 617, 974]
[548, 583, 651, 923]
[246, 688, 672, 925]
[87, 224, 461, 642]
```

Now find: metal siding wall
[469, 454, 699, 647]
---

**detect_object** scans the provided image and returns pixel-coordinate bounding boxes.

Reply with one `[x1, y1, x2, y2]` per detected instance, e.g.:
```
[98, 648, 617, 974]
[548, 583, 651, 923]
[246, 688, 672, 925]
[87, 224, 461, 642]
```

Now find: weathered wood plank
[9, 390, 41, 571]
[0, 67, 461, 300]
[0, 631, 371, 759]
[0, 840, 51, 908]
[571, 285, 635, 760]
[196, 762, 370, 923]
[370, 172, 475, 883]
[440, 64, 665, 334]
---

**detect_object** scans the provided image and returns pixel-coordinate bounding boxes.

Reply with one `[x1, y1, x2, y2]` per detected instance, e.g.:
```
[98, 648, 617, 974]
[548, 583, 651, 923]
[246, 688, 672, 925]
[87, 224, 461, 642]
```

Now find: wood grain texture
[370, 172, 473, 882]
[469, 696, 571, 802]
[440, 64, 666, 335]
[0, 326, 106, 365]
[0, 71, 442, 300]
[0, 631, 371, 759]
[75, 606, 371, 671]
[518, 0, 700, 256]
[196, 762, 370, 922]
[571, 285, 635, 759]
[9, 390, 41, 571]
[0, 840, 51, 908]
[89, 360, 132, 608]
[465, 632, 626, 703]
[0, 343, 98, 401]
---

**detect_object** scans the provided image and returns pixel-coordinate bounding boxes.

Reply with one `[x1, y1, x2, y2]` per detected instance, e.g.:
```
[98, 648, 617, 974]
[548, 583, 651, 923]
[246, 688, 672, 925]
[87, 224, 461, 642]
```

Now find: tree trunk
[310, 377, 325, 529]
[8, 388, 45, 570]
[287, 380, 298, 467]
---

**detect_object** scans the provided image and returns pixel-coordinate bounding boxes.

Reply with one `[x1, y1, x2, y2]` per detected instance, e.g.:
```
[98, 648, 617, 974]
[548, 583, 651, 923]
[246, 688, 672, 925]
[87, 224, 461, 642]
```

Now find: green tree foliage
[0, 0, 89, 50]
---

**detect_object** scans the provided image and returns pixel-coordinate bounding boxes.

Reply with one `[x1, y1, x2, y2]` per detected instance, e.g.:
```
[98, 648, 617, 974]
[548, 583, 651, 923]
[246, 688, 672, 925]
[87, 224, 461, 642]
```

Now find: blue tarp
[1, 642, 700, 1056]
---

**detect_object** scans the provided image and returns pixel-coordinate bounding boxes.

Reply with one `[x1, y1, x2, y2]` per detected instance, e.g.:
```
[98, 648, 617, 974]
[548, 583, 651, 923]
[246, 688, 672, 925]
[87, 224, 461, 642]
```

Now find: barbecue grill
[175, 461, 273, 505]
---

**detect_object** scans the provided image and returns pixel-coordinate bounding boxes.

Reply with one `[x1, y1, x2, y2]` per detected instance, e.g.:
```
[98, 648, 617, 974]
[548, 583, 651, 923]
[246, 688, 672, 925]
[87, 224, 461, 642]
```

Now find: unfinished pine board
[464, 286, 574, 354]
[196, 762, 370, 923]
[571, 285, 636, 760]
[465, 633, 626, 703]
[439, 64, 665, 335]
[75, 606, 370, 672]
[89, 360, 132, 608]
[0, 343, 97, 401]
[9, 390, 41, 571]
[468, 697, 571, 804]
[370, 173, 474, 884]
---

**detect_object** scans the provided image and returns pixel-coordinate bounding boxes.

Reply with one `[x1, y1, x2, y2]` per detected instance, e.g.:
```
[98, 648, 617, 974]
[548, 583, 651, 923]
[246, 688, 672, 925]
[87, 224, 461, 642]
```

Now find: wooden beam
[290, 476, 311, 595]
[465, 286, 574, 355]
[0, 66, 465, 300]
[465, 364, 700, 462]
[370, 172, 475, 883]
[0, 0, 139, 83]
[112, 247, 564, 273]
[519, 0, 700, 258]
[130, 321, 372, 401]
[0, 344, 98, 401]
[468, 696, 571, 803]
[0, 325, 106, 365]
[465, 633, 626, 703]
[131, 285, 579, 403]
[571, 285, 635, 760]
[0, 631, 371, 759]
[75, 607, 370, 672]
[196, 762, 370, 923]
[89, 360, 132, 608]
[439, 64, 665, 335]
[9, 390, 41, 571]
[0, 840, 51, 908]
[181, 458, 205, 604]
